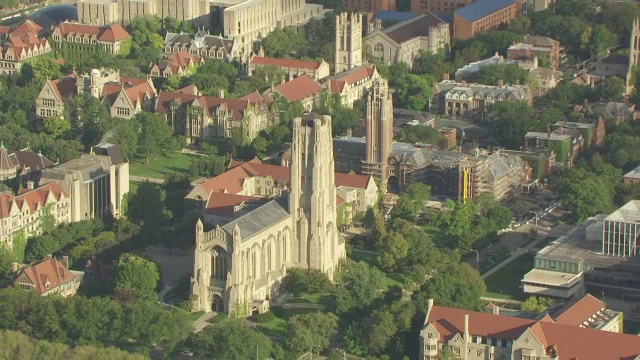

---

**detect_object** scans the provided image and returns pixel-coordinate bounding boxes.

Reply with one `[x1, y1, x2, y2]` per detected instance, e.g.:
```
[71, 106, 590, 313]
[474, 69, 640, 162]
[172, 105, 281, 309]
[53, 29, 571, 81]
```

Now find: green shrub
[281, 268, 331, 296]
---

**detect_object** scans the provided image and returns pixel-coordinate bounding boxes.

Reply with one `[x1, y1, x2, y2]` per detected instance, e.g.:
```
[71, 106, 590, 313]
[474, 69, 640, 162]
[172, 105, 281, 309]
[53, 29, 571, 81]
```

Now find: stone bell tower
[289, 113, 345, 279]
[335, 12, 363, 75]
[363, 78, 393, 181]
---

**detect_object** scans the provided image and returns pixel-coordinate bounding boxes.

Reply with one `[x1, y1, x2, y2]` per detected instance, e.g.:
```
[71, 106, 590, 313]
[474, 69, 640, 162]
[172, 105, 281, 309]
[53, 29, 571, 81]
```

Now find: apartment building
[155, 85, 276, 143]
[420, 299, 640, 360]
[40, 144, 129, 222]
[50, 21, 132, 57]
[0, 182, 70, 251]
[364, 12, 450, 67]
[453, 0, 525, 40]
[248, 55, 330, 81]
[14, 257, 84, 297]
[0, 20, 51, 75]
[77, 0, 209, 26]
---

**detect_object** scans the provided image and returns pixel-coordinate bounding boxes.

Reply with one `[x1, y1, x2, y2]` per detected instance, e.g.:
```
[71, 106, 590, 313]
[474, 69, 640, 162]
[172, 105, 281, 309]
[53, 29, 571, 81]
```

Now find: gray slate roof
[455, 0, 514, 22]
[221, 200, 290, 240]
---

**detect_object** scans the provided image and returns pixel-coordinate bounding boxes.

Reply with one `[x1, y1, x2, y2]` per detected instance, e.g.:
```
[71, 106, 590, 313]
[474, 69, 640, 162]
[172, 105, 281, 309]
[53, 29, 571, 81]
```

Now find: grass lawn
[256, 307, 319, 339]
[484, 253, 534, 301]
[129, 180, 143, 195]
[189, 311, 205, 321]
[129, 152, 199, 179]
[283, 292, 329, 305]
[207, 313, 228, 324]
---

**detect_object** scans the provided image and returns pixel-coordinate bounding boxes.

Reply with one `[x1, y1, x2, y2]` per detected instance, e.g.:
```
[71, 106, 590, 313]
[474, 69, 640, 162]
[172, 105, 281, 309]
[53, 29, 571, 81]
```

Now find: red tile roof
[335, 172, 370, 189]
[16, 258, 77, 294]
[156, 50, 202, 74]
[426, 304, 640, 360]
[204, 192, 260, 216]
[49, 75, 77, 101]
[251, 55, 322, 70]
[155, 88, 256, 119]
[0, 182, 65, 218]
[53, 21, 130, 43]
[326, 65, 376, 94]
[274, 75, 323, 102]
[101, 77, 155, 108]
[553, 293, 604, 327]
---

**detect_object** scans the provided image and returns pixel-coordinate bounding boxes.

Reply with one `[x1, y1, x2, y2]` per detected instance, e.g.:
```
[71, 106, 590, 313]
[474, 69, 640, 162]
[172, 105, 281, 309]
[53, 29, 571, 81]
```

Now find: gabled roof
[250, 55, 323, 70]
[221, 200, 290, 240]
[325, 65, 377, 94]
[48, 74, 77, 101]
[426, 304, 640, 360]
[0, 182, 65, 218]
[204, 192, 260, 216]
[155, 87, 255, 119]
[553, 293, 604, 327]
[335, 172, 371, 189]
[156, 50, 202, 74]
[101, 77, 156, 108]
[0, 143, 17, 170]
[274, 75, 323, 102]
[10, 148, 55, 172]
[15, 258, 77, 294]
[53, 21, 130, 42]
[455, 0, 514, 22]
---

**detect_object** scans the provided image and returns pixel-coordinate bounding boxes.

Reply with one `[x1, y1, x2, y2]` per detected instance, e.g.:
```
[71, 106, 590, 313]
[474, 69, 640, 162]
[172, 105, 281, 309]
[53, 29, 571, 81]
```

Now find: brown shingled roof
[53, 21, 130, 43]
[553, 293, 604, 327]
[204, 192, 260, 216]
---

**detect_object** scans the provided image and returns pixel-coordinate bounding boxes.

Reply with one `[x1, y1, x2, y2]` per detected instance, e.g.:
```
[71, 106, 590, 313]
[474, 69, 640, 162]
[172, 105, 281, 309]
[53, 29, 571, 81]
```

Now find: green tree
[330, 261, 385, 314]
[114, 253, 160, 300]
[471, 64, 530, 86]
[262, 28, 305, 58]
[110, 120, 139, 162]
[488, 100, 536, 149]
[43, 117, 71, 139]
[134, 112, 173, 164]
[127, 182, 171, 241]
[286, 312, 339, 353]
[282, 268, 331, 296]
[597, 77, 626, 101]
[189, 321, 278, 359]
[0, 252, 12, 287]
[377, 232, 409, 271]
[367, 310, 397, 354]
[414, 263, 485, 311]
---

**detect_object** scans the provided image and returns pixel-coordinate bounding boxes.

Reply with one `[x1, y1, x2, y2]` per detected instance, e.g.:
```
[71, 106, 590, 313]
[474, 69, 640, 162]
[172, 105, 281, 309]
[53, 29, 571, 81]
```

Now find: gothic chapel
[191, 114, 346, 315]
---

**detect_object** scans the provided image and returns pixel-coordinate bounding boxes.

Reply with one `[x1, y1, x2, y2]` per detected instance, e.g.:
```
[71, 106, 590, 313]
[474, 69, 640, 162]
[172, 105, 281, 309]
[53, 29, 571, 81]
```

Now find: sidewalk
[481, 236, 545, 279]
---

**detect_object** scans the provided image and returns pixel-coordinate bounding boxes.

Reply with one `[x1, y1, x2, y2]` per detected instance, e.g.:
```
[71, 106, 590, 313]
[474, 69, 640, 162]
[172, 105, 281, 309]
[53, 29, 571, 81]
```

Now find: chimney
[346, 128, 353, 136]
[428, 298, 434, 314]
[11, 262, 19, 273]
[219, 89, 225, 98]
[26, 181, 34, 190]
[515, 79, 520, 85]
[62, 256, 69, 269]
[464, 314, 470, 342]
[493, 305, 499, 315]
[498, 79, 504, 87]
[443, 73, 449, 81]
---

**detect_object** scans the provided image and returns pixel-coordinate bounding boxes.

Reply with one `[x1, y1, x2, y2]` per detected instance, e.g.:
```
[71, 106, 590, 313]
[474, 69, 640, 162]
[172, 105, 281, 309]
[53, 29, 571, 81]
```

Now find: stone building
[325, 65, 382, 107]
[149, 50, 203, 78]
[507, 35, 564, 69]
[0, 20, 51, 75]
[0, 182, 70, 251]
[14, 257, 84, 297]
[164, 30, 238, 61]
[272, 75, 324, 112]
[220, 0, 326, 58]
[362, 78, 393, 181]
[429, 79, 532, 116]
[335, 12, 363, 75]
[191, 114, 346, 315]
[248, 55, 330, 81]
[453, 0, 525, 40]
[624, 165, 640, 185]
[50, 21, 132, 58]
[0, 145, 55, 187]
[100, 75, 157, 119]
[77, 0, 209, 27]
[40, 144, 129, 222]
[420, 299, 640, 360]
[364, 12, 450, 67]
[155, 85, 276, 143]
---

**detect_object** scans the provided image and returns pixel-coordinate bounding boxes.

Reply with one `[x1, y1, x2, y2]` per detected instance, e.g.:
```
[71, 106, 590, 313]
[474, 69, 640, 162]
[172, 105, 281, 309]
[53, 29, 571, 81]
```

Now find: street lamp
[528, 210, 539, 227]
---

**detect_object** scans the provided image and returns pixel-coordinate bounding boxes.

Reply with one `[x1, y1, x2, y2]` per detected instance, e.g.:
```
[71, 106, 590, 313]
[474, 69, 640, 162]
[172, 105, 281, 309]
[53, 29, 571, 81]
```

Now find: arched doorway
[251, 306, 260, 316]
[387, 176, 399, 193]
[212, 294, 224, 312]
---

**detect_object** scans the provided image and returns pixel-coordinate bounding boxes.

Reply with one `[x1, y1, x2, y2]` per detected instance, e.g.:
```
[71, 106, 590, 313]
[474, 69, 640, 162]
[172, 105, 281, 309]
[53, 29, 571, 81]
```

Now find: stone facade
[335, 12, 363, 75]
[507, 35, 564, 69]
[40, 144, 129, 222]
[248, 55, 330, 81]
[14, 257, 84, 297]
[365, 12, 450, 67]
[149, 50, 203, 78]
[0, 182, 70, 251]
[0, 20, 51, 75]
[50, 21, 132, 58]
[77, 0, 209, 26]
[191, 114, 346, 315]
[325, 65, 382, 107]
[155, 86, 276, 143]
[362, 78, 393, 181]
[164, 30, 239, 61]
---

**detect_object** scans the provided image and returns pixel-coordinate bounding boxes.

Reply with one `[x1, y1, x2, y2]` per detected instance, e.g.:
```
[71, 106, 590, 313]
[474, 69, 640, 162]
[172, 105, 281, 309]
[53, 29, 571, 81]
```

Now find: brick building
[50, 21, 132, 58]
[342, 0, 395, 14]
[411, 0, 472, 16]
[507, 35, 564, 69]
[0, 20, 51, 75]
[14, 257, 84, 297]
[248, 55, 330, 81]
[453, 0, 525, 40]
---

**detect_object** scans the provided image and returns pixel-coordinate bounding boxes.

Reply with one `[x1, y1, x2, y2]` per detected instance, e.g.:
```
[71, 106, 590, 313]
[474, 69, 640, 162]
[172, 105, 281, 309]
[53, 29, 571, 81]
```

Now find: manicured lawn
[283, 292, 329, 305]
[129, 180, 143, 194]
[189, 311, 205, 321]
[256, 307, 319, 339]
[207, 313, 228, 324]
[129, 152, 199, 179]
[484, 253, 534, 301]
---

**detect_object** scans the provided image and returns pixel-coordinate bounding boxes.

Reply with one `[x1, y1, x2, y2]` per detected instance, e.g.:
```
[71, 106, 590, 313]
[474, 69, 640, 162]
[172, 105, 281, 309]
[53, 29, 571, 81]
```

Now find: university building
[0, 20, 51, 75]
[191, 114, 347, 315]
[164, 30, 238, 61]
[453, 0, 525, 40]
[77, 0, 209, 27]
[50, 21, 132, 58]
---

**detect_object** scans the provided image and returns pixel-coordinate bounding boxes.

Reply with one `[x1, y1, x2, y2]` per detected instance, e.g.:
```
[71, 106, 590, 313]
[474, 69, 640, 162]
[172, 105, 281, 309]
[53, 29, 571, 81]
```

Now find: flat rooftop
[523, 268, 582, 287]
[536, 215, 605, 262]
[525, 131, 571, 141]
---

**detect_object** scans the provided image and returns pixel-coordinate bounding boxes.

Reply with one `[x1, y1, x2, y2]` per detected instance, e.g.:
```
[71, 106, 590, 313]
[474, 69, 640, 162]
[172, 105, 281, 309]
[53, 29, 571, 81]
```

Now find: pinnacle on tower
[334, 12, 363, 75]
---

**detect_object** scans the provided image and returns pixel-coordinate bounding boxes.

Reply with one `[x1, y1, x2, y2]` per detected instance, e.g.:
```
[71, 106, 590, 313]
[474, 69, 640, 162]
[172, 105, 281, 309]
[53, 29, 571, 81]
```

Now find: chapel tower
[363, 78, 393, 181]
[289, 113, 345, 279]
[627, 16, 640, 91]
[335, 12, 363, 75]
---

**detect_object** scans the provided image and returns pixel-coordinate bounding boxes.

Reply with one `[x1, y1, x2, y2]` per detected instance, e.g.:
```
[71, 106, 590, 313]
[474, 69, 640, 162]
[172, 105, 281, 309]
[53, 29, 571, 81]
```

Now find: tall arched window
[374, 43, 383, 52]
